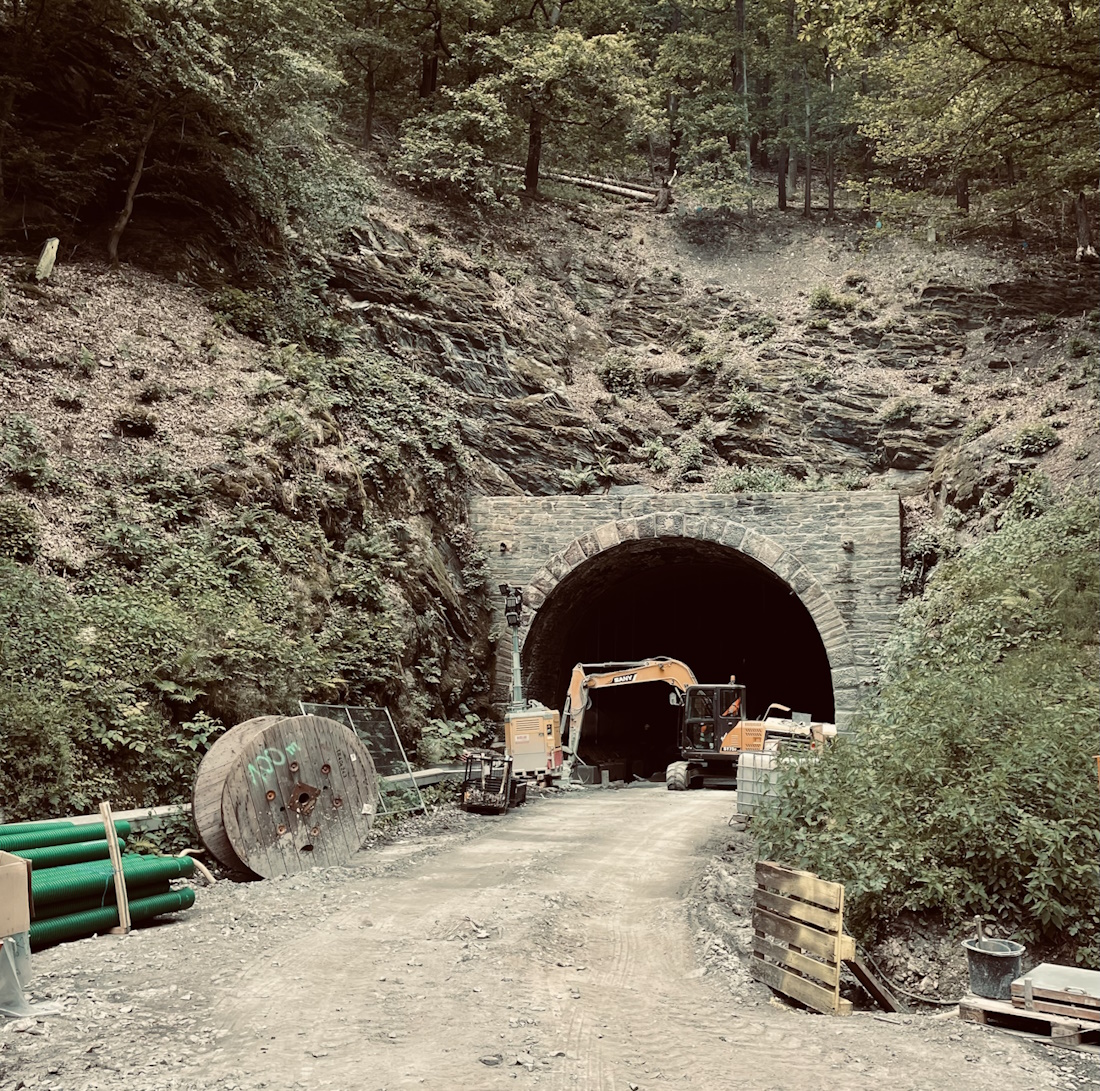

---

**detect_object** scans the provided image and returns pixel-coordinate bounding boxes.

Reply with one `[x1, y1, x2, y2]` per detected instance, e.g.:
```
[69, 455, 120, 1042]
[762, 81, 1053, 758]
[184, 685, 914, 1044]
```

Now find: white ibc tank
[736, 751, 779, 816]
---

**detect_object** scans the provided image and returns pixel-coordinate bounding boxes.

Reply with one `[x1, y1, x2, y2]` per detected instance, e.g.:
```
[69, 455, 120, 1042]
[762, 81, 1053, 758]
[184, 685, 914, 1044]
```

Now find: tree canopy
[0, 0, 1096, 255]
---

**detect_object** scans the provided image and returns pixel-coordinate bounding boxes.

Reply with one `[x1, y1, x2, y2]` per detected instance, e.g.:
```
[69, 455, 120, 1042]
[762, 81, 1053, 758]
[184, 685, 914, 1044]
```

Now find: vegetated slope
[753, 494, 1100, 968]
[0, 184, 1097, 818]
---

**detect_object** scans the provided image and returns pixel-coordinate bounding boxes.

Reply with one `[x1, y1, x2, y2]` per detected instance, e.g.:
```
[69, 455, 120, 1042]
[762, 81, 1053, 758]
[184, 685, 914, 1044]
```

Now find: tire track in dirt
[191, 784, 1074, 1091]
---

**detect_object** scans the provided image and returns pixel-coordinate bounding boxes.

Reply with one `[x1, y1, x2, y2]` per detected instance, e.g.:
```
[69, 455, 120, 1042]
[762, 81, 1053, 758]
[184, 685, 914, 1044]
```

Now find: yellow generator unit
[505, 706, 563, 778]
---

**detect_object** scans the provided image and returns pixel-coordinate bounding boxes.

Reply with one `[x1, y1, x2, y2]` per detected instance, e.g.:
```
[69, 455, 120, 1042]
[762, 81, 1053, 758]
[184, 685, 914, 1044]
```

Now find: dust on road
[9, 785, 1094, 1091]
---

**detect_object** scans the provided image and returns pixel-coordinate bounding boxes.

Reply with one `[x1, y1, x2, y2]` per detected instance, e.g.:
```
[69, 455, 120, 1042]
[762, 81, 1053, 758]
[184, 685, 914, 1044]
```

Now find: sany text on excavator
[559, 657, 834, 788]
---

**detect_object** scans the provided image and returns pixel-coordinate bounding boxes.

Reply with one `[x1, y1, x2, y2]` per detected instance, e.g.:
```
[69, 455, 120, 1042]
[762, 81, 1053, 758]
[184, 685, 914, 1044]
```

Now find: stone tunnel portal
[521, 537, 834, 776]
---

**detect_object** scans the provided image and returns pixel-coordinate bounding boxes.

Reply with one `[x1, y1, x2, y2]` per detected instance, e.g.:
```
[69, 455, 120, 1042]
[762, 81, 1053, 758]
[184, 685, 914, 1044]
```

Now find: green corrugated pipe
[29, 888, 196, 950]
[0, 819, 74, 835]
[14, 838, 125, 869]
[32, 855, 195, 908]
[33, 881, 171, 921]
[0, 821, 131, 853]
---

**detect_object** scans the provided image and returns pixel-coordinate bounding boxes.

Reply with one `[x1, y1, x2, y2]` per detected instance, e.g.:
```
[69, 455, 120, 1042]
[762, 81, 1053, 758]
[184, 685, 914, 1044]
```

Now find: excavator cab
[682, 684, 746, 754]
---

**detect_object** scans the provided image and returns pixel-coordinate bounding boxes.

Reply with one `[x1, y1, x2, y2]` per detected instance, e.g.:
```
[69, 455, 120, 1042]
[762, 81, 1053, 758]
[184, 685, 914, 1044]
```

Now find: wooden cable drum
[193, 715, 285, 877]
[218, 715, 380, 879]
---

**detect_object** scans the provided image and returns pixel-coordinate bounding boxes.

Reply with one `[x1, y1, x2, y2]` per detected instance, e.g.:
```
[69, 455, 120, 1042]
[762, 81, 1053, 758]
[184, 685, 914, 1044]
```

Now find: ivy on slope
[754, 495, 1100, 963]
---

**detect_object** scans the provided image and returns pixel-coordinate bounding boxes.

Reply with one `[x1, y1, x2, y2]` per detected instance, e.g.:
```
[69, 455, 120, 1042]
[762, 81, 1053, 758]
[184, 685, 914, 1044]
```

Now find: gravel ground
[5, 785, 1097, 1091]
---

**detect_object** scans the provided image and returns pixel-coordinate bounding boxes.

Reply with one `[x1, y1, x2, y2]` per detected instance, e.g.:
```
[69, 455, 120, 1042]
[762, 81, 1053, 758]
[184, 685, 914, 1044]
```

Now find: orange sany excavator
[560, 657, 834, 788]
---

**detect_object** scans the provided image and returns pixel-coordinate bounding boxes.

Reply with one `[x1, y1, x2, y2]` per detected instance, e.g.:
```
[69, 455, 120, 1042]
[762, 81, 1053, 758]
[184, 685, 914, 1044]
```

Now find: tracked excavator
[560, 657, 833, 788]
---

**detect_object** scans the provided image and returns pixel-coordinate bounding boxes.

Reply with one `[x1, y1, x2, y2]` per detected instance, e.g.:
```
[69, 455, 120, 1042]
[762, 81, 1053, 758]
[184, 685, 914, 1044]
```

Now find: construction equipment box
[0, 851, 32, 936]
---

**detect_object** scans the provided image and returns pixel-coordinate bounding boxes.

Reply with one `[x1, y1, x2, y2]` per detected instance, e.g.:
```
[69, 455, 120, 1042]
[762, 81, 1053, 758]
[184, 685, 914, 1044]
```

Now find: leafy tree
[0, 0, 365, 260]
[819, 0, 1099, 215]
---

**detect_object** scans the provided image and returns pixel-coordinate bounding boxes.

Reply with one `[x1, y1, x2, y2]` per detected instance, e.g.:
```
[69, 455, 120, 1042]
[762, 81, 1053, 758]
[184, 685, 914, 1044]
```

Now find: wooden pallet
[752, 862, 855, 1015]
[960, 994, 1100, 1048]
[751, 861, 905, 1017]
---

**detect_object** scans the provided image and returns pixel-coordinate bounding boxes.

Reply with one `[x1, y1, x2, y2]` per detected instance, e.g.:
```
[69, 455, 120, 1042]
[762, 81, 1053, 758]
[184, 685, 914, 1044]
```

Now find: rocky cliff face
[0, 187, 1096, 809]
[321, 196, 1098, 517]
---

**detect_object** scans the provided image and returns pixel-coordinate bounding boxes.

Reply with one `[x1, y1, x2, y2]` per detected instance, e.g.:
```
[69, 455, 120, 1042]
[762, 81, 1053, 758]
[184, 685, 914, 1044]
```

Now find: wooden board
[752, 952, 852, 1016]
[843, 952, 907, 1014]
[754, 935, 840, 988]
[755, 861, 843, 910]
[960, 995, 1100, 1048]
[193, 716, 284, 876]
[98, 800, 130, 935]
[1009, 997, 1100, 1024]
[221, 715, 379, 879]
[754, 886, 844, 933]
[752, 906, 854, 963]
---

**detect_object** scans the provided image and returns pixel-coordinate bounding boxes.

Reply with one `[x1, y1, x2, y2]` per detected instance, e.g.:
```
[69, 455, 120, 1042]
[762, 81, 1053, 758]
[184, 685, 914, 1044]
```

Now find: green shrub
[642, 438, 672, 473]
[418, 711, 490, 764]
[725, 387, 763, 424]
[1004, 471, 1053, 521]
[680, 330, 708, 354]
[0, 497, 39, 562]
[755, 497, 1100, 961]
[713, 466, 798, 492]
[737, 316, 777, 344]
[675, 436, 705, 482]
[560, 461, 598, 494]
[113, 406, 159, 439]
[809, 286, 858, 315]
[881, 397, 921, 425]
[210, 287, 273, 340]
[0, 415, 51, 490]
[695, 348, 726, 375]
[394, 87, 518, 208]
[597, 353, 640, 396]
[961, 415, 994, 441]
[1005, 423, 1059, 458]
[1066, 334, 1093, 359]
[52, 389, 85, 412]
[138, 381, 171, 405]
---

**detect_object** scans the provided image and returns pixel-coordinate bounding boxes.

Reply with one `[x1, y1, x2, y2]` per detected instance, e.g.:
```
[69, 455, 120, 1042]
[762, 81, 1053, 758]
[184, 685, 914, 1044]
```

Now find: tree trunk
[826, 63, 835, 217]
[780, 0, 796, 211]
[955, 170, 969, 213]
[802, 63, 811, 216]
[735, 0, 752, 212]
[524, 109, 543, 196]
[364, 67, 376, 144]
[0, 85, 14, 199]
[668, 93, 681, 175]
[106, 116, 156, 265]
[1075, 192, 1098, 262]
[419, 53, 438, 97]
[667, 4, 682, 175]
[777, 145, 788, 210]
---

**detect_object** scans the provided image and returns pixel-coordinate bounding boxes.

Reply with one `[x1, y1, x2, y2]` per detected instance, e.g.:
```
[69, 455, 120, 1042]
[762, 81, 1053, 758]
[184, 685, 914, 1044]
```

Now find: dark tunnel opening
[523, 537, 835, 775]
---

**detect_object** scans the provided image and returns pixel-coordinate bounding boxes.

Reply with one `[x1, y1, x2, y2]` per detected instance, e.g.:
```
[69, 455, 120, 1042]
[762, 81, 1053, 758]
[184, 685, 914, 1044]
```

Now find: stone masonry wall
[470, 491, 902, 727]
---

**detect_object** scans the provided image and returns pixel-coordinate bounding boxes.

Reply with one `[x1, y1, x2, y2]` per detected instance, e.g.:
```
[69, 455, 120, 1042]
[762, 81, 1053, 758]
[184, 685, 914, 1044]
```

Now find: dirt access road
[10, 785, 1096, 1091]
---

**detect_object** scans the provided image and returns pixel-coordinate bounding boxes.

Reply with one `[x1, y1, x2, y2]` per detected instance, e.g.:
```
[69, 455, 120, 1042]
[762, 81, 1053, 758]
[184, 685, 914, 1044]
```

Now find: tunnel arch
[513, 513, 858, 767]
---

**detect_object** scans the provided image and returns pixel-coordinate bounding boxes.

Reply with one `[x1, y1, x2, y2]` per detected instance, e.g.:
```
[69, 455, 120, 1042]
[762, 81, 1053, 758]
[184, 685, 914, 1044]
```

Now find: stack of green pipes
[0, 818, 196, 950]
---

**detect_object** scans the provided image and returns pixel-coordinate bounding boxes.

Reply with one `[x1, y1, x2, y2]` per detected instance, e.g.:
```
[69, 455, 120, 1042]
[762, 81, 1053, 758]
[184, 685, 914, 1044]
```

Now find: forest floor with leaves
[6, 786, 1099, 1091]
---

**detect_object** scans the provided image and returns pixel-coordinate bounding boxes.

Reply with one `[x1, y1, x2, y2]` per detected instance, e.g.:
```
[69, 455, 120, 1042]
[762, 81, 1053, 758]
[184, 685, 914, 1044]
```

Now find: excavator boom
[561, 657, 698, 773]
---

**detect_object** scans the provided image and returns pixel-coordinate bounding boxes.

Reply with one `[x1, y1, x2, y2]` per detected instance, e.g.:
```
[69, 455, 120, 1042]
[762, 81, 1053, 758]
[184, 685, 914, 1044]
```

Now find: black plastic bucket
[962, 938, 1025, 1000]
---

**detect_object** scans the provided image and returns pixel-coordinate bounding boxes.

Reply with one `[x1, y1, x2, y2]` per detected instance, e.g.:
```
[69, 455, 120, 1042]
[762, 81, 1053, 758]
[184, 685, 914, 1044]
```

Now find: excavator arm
[561, 657, 698, 775]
